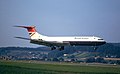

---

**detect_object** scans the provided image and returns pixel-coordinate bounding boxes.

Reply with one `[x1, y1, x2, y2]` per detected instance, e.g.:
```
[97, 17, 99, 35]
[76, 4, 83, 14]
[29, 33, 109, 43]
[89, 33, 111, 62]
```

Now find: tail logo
[29, 32, 36, 37]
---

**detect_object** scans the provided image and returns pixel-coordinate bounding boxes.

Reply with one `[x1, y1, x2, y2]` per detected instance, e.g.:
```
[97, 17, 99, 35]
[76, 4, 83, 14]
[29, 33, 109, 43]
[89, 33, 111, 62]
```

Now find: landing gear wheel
[51, 46, 56, 50]
[59, 46, 64, 51]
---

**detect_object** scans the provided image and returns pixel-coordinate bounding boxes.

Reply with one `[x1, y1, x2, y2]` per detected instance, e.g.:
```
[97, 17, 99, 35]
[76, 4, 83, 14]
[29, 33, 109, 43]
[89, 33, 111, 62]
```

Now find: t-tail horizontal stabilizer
[14, 26, 36, 32]
[15, 37, 31, 40]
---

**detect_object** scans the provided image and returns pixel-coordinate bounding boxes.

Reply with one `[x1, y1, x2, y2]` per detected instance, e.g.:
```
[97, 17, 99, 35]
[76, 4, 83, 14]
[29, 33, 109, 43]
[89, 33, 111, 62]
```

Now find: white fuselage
[31, 35, 106, 46]
[15, 26, 106, 50]
[40, 36, 103, 42]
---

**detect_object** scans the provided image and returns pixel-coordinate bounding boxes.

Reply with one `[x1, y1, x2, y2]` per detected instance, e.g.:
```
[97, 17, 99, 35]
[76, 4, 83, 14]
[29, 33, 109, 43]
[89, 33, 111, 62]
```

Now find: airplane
[15, 26, 106, 50]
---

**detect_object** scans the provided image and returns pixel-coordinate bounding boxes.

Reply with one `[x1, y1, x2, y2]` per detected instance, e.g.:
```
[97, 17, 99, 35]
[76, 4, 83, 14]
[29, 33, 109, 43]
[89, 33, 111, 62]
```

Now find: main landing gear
[51, 46, 64, 51]
[51, 46, 56, 50]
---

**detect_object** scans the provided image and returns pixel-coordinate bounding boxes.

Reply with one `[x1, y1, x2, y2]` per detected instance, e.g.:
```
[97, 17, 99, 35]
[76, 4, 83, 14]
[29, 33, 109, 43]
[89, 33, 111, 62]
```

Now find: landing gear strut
[93, 46, 99, 57]
[93, 43, 98, 51]
[94, 47, 98, 51]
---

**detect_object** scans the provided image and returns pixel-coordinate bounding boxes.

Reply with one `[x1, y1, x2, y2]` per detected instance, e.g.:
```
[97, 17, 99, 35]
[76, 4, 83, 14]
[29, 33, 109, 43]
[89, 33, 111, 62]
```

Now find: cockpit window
[98, 39, 103, 40]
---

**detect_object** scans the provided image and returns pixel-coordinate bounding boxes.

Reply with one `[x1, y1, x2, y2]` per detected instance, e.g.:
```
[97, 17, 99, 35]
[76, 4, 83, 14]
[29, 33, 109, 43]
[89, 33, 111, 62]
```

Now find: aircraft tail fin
[14, 25, 45, 39]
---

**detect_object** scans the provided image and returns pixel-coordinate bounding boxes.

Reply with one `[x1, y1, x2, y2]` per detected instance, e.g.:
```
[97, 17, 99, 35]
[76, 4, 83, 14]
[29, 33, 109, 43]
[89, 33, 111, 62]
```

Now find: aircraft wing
[30, 40, 67, 47]
[15, 37, 66, 47]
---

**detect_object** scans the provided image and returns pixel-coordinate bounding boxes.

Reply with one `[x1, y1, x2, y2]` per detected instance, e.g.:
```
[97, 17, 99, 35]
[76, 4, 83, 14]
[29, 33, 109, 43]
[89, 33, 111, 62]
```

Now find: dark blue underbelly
[68, 41, 106, 46]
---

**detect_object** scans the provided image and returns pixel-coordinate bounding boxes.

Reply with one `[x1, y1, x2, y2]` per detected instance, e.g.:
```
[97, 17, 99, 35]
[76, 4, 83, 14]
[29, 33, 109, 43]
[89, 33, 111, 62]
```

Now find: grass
[0, 60, 120, 74]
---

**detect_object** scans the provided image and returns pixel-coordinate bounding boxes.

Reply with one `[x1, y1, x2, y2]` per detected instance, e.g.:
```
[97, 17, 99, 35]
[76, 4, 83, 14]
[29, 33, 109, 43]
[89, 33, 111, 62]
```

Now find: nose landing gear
[93, 46, 99, 57]
[94, 47, 98, 51]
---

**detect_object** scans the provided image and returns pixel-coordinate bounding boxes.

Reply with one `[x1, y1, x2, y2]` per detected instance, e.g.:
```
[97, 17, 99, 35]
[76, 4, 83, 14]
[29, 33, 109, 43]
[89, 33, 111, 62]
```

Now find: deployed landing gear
[94, 47, 98, 51]
[51, 46, 56, 50]
[93, 43, 99, 51]
[58, 46, 64, 51]
[93, 46, 99, 57]
[50, 46, 64, 51]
